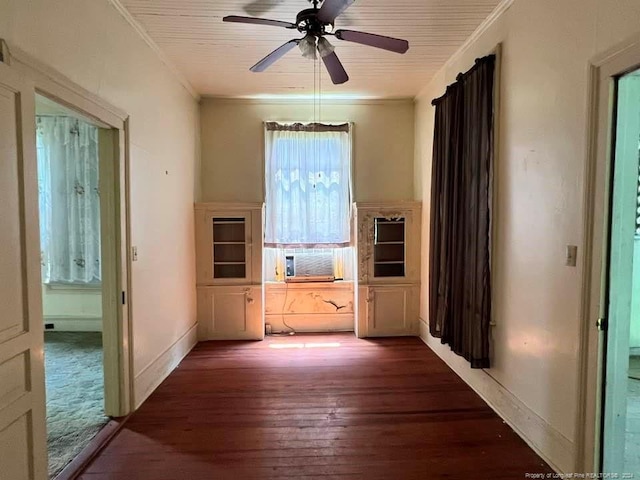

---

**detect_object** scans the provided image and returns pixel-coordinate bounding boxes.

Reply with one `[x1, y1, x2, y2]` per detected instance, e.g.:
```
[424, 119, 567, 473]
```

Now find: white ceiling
[120, 0, 502, 98]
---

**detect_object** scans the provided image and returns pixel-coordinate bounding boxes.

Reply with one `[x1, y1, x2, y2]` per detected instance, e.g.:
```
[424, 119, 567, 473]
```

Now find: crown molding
[107, 0, 200, 101]
[415, 0, 514, 100]
[200, 96, 415, 106]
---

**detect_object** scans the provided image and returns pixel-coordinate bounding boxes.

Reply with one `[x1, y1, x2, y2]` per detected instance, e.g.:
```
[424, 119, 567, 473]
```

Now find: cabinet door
[365, 286, 418, 337]
[196, 211, 252, 285]
[197, 286, 263, 340]
[357, 208, 421, 285]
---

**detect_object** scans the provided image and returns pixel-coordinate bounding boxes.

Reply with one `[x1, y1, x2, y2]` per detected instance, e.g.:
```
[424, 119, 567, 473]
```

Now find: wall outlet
[566, 245, 578, 267]
[132, 246, 138, 261]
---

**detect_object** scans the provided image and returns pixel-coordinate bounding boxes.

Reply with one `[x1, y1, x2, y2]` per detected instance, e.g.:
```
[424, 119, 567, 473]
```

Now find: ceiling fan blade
[250, 39, 301, 72]
[223, 15, 296, 29]
[335, 29, 409, 54]
[243, 0, 284, 16]
[321, 51, 349, 85]
[317, 0, 355, 24]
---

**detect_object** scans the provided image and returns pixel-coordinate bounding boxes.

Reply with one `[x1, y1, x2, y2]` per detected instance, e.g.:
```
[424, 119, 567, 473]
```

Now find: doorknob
[597, 317, 608, 332]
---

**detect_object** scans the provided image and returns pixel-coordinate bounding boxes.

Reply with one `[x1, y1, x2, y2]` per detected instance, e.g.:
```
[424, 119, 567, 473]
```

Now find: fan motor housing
[296, 8, 330, 35]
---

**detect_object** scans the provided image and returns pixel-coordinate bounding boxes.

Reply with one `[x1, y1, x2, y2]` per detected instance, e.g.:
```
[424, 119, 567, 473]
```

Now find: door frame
[576, 32, 640, 473]
[7, 44, 135, 417]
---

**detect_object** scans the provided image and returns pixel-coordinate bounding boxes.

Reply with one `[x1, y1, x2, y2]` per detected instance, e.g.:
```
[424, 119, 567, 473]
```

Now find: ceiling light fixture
[223, 0, 410, 85]
[299, 34, 317, 60]
[316, 36, 335, 58]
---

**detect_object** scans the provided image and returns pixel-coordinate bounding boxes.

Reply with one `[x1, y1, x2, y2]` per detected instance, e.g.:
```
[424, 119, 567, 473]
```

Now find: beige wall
[414, 0, 640, 472]
[200, 99, 415, 203]
[41, 286, 102, 332]
[0, 0, 199, 401]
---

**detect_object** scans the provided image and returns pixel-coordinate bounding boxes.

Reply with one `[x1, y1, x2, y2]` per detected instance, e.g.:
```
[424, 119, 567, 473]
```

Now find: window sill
[265, 280, 354, 289]
[45, 283, 102, 292]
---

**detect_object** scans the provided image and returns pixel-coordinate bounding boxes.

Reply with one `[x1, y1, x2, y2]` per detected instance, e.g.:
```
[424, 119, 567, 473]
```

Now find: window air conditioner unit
[285, 251, 335, 283]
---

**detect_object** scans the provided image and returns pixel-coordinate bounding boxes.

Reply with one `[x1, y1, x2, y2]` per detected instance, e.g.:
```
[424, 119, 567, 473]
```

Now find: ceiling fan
[223, 0, 409, 85]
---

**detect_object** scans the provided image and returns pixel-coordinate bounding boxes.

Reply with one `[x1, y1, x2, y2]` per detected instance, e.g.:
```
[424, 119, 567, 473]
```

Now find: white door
[601, 67, 640, 474]
[0, 62, 48, 479]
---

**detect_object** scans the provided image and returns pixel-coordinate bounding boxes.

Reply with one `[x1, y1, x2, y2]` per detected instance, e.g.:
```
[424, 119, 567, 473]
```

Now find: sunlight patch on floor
[268, 342, 342, 349]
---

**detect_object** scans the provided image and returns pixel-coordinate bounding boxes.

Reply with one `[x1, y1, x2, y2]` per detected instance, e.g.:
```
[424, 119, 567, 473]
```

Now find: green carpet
[44, 332, 109, 479]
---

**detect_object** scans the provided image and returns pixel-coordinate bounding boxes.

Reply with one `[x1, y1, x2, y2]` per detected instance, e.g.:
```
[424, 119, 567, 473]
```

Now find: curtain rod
[431, 54, 496, 106]
[265, 122, 350, 132]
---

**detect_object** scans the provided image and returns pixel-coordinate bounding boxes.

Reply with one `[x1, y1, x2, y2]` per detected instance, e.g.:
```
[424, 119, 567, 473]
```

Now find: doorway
[34, 93, 125, 478]
[601, 67, 640, 475]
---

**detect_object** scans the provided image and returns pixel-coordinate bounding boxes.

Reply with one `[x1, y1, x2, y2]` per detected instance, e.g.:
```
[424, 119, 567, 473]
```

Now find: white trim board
[133, 323, 198, 409]
[43, 316, 103, 332]
[8, 44, 127, 127]
[419, 318, 573, 474]
[201, 96, 415, 105]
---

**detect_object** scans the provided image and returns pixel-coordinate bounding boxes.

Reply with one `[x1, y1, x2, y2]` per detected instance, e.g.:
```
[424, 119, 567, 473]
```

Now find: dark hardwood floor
[79, 334, 553, 479]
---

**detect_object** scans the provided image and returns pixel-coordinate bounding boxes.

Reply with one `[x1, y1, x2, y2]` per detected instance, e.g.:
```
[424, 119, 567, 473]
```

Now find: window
[37, 116, 101, 285]
[264, 122, 352, 248]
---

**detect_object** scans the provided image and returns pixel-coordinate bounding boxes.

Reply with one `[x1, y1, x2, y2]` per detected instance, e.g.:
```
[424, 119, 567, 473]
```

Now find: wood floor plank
[80, 334, 553, 479]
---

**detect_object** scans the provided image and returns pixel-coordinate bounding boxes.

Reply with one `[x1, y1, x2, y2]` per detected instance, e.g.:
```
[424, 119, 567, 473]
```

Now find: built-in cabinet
[355, 202, 421, 337]
[193, 201, 420, 340]
[195, 203, 264, 340]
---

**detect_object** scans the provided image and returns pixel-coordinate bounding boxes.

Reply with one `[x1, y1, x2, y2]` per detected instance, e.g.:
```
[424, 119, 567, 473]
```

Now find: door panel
[0, 81, 25, 343]
[0, 62, 47, 479]
[0, 414, 31, 478]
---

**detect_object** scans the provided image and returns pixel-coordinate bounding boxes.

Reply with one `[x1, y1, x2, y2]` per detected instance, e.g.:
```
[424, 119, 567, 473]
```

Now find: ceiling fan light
[317, 37, 335, 58]
[299, 34, 317, 60]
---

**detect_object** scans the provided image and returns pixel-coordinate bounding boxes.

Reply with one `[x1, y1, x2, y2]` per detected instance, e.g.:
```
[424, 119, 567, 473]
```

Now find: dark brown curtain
[429, 55, 495, 369]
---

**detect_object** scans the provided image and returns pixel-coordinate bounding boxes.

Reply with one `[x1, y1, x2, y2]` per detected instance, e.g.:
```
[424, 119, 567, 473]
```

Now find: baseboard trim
[418, 318, 574, 473]
[133, 323, 198, 409]
[44, 316, 102, 332]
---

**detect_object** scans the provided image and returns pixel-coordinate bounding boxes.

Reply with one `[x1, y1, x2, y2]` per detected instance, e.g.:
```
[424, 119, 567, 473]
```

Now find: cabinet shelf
[373, 217, 406, 278]
[211, 216, 248, 279]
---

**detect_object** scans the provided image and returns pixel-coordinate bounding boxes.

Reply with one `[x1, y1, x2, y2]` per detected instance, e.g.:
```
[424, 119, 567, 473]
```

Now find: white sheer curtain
[37, 116, 101, 284]
[264, 122, 352, 247]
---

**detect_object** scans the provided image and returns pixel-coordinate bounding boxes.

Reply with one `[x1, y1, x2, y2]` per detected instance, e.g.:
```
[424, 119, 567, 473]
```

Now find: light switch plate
[566, 245, 578, 267]
[132, 246, 138, 262]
